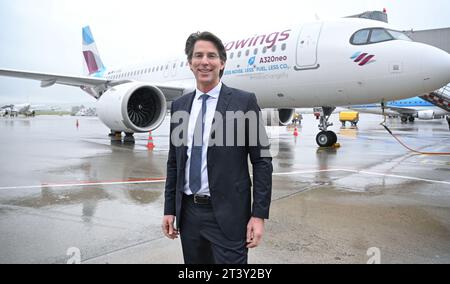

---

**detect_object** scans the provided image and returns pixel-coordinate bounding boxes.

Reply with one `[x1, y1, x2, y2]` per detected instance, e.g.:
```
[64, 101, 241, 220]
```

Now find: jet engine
[417, 110, 434, 120]
[263, 108, 295, 126]
[96, 82, 167, 133]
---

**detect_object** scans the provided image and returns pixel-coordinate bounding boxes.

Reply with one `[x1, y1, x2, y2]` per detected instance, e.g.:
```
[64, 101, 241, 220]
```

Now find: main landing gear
[315, 106, 338, 147]
[109, 131, 136, 144]
[401, 115, 415, 123]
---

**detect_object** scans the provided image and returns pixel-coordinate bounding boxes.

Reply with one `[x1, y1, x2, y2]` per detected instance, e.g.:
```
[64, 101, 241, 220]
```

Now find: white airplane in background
[1, 103, 34, 117]
[1, 16, 450, 147]
[349, 96, 449, 123]
[0, 103, 61, 117]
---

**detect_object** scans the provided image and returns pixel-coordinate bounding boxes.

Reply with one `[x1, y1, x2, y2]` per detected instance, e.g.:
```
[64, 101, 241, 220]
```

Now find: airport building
[407, 28, 450, 53]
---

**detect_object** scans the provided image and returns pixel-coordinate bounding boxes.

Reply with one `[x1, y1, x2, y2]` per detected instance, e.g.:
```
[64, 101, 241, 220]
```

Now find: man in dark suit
[162, 31, 272, 264]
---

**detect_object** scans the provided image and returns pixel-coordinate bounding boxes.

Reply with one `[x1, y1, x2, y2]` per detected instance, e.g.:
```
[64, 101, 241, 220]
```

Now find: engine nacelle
[97, 82, 167, 133]
[262, 108, 295, 126]
[417, 110, 434, 120]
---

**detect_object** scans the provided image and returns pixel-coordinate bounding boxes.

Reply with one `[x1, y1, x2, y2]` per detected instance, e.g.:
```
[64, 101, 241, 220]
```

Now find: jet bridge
[420, 84, 450, 112]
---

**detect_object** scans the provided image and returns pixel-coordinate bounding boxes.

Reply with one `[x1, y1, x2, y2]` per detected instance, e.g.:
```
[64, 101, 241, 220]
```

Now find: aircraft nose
[421, 44, 450, 92]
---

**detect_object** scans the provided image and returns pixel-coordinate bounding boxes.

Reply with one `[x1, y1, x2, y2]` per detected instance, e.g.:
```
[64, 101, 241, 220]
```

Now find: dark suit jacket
[164, 84, 272, 241]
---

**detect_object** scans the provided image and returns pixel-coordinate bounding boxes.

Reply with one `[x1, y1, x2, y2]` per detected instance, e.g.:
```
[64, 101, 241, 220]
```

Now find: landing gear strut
[315, 106, 337, 147]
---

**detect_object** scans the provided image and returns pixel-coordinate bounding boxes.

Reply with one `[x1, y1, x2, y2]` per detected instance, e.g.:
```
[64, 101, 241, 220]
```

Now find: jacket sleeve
[246, 93, 273, 219]
[164, 103, 177, 216]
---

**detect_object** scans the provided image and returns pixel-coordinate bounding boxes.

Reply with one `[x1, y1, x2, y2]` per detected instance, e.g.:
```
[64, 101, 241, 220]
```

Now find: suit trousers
[180, 194, 248, 264]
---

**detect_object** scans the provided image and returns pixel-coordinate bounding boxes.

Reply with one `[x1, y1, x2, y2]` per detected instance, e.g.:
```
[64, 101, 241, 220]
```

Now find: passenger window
[281, 43, 286, 51]
[245, 50, 250, 56]
[351, 29, 370, 45]
[369, 29, 392, 43]
[271, 45, 276, 52]
[263, 47, 267, 54]
[254, 48, 258, 55]
[230, 52, 234, 59]
[237, 51, 241, 58]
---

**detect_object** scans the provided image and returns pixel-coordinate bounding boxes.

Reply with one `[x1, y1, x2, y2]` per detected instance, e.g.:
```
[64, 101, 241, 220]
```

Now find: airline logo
[224, 30, 291, 51]
[350, 52, 376, 66]
[248, 56, 256, 66]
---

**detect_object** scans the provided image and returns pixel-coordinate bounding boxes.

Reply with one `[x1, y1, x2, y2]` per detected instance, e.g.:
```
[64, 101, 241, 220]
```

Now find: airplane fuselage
[101, 18, 450, 109]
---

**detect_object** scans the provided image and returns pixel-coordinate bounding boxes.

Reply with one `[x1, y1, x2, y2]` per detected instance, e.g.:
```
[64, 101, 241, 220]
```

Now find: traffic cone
[147, 131, 155, 150]
[293, 127, 299, 137]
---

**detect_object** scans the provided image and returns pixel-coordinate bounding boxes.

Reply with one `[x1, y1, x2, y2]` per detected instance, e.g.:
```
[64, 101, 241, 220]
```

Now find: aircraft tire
[316, 131, 337, 147]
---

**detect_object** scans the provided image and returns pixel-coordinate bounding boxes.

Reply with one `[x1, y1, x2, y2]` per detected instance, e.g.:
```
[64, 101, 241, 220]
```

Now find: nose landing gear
[315, 106, 338, 147]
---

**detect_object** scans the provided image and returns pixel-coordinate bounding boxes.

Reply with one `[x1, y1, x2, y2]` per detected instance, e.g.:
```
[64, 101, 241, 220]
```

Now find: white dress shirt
[184, 82, 222, 196]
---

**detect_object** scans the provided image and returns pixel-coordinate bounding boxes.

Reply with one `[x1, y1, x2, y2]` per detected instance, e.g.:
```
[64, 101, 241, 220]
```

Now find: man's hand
[162, 215, 179, 239]
[246, 217, 265, 248]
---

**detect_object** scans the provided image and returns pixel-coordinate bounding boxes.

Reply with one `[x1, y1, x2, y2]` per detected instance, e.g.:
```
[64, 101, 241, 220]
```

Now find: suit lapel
[183, 91, 196, 113]
[180, 91, 196, 171]
[208, 83, 232, 141]
[207, 84, 232, 161]
[215, 84, 232, 117]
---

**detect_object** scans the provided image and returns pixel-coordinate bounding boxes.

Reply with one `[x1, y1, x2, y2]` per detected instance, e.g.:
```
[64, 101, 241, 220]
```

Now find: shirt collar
[195, 81, 222, 100]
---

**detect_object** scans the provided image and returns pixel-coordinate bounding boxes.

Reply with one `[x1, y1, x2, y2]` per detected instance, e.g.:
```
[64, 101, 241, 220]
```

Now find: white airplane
[0, 103, 61, 117]
[1, 17, 450, 147]
[1, 103, 35, 117]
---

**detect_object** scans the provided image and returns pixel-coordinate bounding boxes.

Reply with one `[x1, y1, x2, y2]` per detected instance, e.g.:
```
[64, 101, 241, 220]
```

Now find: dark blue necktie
[189, 94, 209, 194]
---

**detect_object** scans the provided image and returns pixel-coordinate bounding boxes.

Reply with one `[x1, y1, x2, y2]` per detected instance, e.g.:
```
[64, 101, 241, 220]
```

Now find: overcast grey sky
[1, 0, 449, 105]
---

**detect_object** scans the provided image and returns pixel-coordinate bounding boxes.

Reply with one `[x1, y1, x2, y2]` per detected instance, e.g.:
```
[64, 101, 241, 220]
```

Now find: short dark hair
[185, 31, 227, 78]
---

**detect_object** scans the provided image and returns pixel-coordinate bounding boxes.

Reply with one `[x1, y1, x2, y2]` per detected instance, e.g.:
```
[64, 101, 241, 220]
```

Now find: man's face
[189, 40, 225, 89]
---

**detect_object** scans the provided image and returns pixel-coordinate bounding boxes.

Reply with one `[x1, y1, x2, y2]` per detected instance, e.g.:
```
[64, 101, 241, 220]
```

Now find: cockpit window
[369, 28, 393, 43]
[350, 28, 412, 45]
[352, 29, 370, 44]
[387, 29, 412, 41]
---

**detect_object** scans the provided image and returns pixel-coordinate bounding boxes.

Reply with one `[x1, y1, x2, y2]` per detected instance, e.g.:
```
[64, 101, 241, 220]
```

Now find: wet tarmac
[0, 113, 449, 264]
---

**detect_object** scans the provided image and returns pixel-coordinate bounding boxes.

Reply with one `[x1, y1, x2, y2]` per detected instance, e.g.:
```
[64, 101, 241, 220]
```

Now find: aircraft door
[295, 22, 322, 71]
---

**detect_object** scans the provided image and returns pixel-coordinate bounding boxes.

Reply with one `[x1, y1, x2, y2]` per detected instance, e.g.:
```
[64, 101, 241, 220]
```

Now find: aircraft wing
[385, 106, 417, 115]
[0, 68, 185, 100]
